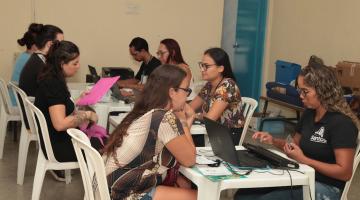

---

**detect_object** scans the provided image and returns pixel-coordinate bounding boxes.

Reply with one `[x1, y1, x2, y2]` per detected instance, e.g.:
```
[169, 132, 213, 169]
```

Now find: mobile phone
[208, 159, 221, 167]
[286, 135, 294, 150]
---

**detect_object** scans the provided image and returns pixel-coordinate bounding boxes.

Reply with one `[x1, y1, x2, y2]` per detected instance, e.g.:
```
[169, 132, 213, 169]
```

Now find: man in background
[117, 37, 161, 93]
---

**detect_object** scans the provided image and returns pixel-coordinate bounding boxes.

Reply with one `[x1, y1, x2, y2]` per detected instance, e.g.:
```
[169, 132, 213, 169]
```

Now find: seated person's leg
[315, 181, 342, 200]
[152, 185, 196, 200]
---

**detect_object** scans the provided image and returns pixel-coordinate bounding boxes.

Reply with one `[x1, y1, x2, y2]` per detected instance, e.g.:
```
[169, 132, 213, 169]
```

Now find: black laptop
[88, 65, 101, 83]
[204, 117, 299, 169]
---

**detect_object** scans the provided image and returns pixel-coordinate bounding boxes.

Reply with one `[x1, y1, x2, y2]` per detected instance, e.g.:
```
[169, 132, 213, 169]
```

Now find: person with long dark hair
[19, 24, 64, 96]
[235, 63, 359, 200]
[102, 65, 196, 200]
[157, 38, 193, 86]
[35, 41, 98, 181]
[190, 47, 244, 145]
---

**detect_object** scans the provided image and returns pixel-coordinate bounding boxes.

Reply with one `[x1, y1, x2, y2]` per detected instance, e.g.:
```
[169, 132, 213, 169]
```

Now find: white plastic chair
[25, 98, 79, 200]
[0, 78, 21, 159]
[237, 97, 258, 145]
[340, 132, 360, 200]
[8, 81, 38, 185]
[67, 128, 111, 200]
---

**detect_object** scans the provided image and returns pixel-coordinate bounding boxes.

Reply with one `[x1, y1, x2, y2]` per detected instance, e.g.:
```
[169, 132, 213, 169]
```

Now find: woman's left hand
[283, 143, 306, 163]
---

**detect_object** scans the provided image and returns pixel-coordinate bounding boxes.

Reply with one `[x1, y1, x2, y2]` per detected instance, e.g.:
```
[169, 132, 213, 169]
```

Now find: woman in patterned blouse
[102, 64, 196, 200]
[190, 47, 244, 145]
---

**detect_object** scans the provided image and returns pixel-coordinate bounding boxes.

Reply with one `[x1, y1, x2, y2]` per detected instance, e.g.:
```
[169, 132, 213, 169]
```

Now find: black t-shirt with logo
[296, 109, 358, 190]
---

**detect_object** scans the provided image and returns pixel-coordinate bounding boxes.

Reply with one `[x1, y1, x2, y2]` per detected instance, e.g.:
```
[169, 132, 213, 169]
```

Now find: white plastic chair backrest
[238, 97, 258, 145]
[8, 82, 35, 132]
[0, 78, 13, 115]
[67, 128, 110, 200]
[25, 98, 58, 162]
[341, 132, 360, 200]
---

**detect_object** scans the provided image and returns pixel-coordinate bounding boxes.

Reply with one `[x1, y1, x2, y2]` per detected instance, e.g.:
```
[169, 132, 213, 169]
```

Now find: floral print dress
[103, 109, 183, 200]
[199, 78, 244, 129]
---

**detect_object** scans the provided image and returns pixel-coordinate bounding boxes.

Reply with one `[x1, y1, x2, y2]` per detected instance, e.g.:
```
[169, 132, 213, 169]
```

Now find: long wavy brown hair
[102, 64, 187, 157]
[298, 64, 360, 129]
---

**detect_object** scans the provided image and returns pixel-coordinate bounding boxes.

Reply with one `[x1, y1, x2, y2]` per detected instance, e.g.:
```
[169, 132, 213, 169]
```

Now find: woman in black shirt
[236, 63, 359, 200]
[35, 41, 97, 164]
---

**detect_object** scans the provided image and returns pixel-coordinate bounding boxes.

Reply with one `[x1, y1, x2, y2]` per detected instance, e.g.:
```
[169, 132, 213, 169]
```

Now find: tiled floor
[1, 127, 359, 200]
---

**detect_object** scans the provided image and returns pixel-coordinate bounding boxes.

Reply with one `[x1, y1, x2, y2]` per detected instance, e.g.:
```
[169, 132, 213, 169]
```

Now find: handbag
[162, 163, 180, 186]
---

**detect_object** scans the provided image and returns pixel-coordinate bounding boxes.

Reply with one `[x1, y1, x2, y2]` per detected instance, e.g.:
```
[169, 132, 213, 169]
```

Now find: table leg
[303, 170, 315, 200]
[197, 178, 221, 200]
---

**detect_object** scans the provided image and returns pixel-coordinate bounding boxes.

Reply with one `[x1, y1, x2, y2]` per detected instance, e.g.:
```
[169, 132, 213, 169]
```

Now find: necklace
[211, 77, 224, 95]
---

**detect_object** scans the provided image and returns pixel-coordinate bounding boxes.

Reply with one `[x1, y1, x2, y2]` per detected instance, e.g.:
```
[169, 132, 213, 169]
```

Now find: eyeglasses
[130, 51, 140, 57]
[296, 88, 310, 97]
[175, 87, 192, 97]
[156, 50, 168, 57]
[198, 62, 217, 71]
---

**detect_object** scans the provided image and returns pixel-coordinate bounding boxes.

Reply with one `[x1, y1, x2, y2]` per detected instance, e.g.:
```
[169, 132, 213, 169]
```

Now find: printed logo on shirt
[310, 126, 327, 144]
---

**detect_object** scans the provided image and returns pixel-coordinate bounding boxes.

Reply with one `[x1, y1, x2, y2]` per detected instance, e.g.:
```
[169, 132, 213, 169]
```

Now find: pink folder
[76, 76, 120, 106]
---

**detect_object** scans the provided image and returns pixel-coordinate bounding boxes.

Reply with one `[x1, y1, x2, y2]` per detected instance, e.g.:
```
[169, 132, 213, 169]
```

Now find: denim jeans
[234, 181, 342, 200]
[140, 187, 156, 200]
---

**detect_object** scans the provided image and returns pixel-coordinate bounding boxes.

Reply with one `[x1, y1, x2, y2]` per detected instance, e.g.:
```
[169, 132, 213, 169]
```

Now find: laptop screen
[88, 65, 100, 82]
[203, 117, 240, 165]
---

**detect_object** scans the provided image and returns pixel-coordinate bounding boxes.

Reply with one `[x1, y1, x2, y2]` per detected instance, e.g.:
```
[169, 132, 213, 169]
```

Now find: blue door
[233, 0, 267, 100]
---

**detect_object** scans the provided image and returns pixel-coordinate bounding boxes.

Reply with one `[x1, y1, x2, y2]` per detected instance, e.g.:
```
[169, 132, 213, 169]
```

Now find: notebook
[203, 117, 299, 169]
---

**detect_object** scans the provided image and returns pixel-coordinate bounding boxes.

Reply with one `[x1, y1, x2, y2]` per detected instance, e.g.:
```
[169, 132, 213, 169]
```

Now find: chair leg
[0, 111, 8, 159]
[11, 121, 18, 142]
[17, 126, 30, 185]
[32, 152, 47, 200]
[65, 169, 72, 184]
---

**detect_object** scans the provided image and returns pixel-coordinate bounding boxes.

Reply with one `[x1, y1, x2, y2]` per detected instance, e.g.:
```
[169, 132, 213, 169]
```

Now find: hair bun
[29, 23, 43, 34]
[17, 38, 26, 46]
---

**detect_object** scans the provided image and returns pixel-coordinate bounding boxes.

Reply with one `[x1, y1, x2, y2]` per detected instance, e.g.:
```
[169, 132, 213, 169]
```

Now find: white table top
[180, 146, 315, 200]
[92, 101, 133, 127]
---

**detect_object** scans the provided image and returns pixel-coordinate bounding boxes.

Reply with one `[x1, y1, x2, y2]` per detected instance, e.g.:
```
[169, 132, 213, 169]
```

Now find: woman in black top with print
[35, 41, 98, 167]
[236, 63, 359, 200]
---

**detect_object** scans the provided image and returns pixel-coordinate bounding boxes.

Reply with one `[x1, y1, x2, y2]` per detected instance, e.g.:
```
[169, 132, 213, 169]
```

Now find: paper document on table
[197, 164, 232, 176]
[76, 76, 120, 106]
[196, 155, 216, 165]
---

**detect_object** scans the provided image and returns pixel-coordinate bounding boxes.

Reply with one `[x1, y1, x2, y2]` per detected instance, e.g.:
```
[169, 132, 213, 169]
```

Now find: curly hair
[299, 64, 360, 129]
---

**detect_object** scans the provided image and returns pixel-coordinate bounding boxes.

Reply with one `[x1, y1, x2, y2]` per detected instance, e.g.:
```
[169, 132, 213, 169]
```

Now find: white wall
[0, 0, 224, 82]
[0, 0, 33, 80]
[263, 0, 360, 95]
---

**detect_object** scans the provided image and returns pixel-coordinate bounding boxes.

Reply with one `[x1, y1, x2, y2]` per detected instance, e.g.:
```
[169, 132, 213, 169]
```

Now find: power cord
[286, 170, 294, 200]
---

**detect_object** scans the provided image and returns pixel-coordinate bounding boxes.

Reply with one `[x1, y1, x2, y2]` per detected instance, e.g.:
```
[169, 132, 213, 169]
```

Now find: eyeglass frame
[296, 87, 310, 97]
[130, 50, 140, 57]
[198, 62, 217, 71]
[156, 50, 169, 57]
[175, 87, 192, 97]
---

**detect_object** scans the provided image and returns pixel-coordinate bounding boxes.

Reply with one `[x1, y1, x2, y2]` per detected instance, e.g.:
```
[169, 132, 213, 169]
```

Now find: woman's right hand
[252, 131, 273, 144]
[86, 111, 98, 124]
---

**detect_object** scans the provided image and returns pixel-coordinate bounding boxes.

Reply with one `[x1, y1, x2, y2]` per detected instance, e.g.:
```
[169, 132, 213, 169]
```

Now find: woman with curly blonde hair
[236, 63, 359, 200]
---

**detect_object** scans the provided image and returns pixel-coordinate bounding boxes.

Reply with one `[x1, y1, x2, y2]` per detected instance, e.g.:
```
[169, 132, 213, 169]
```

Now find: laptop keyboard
[236, 150, 269, 168]
[243, 143, 299, 169]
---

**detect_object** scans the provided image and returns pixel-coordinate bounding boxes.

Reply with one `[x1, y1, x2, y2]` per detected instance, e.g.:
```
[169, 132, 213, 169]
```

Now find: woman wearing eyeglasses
[157, 38, 193, 86]
[102, 64, 196, 200]
[189, 47, 244, 145]
[235, 63, 359, 200]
